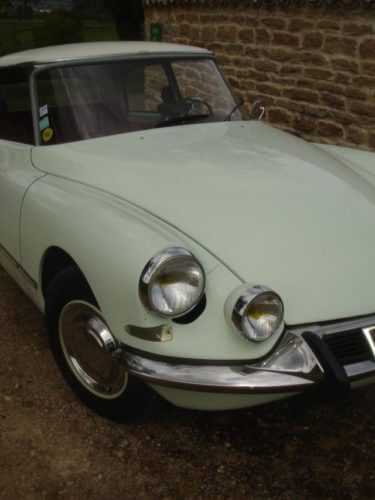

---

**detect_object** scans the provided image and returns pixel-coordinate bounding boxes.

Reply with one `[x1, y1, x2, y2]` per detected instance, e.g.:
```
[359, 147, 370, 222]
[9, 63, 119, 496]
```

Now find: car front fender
[19, 175, 283, 360]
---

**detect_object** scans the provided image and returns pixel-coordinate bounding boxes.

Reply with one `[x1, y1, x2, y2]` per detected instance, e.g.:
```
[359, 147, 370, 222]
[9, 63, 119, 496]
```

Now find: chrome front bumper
[113, 316, 375, 395]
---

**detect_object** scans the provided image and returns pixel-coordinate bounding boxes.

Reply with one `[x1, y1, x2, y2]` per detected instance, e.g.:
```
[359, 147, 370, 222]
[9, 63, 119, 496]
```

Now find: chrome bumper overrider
[113, 317, 375, 394]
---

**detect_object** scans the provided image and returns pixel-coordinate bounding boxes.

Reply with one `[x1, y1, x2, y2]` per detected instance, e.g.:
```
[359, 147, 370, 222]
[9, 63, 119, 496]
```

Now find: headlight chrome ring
[232, 285, 284, 342]
[139, 247, 205, 318]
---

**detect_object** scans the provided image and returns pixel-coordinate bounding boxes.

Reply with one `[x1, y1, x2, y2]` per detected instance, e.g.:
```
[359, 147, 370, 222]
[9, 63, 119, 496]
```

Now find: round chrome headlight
[232, 286, 284, 342]
[139, 247, 205, 318]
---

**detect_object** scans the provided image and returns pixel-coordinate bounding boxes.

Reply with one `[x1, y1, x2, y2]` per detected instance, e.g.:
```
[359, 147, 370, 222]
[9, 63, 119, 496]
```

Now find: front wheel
[45, 266, 156, 421]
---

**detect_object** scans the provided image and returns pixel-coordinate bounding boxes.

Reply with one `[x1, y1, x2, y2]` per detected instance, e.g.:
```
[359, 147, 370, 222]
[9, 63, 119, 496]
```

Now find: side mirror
[251, 100, 266, 120]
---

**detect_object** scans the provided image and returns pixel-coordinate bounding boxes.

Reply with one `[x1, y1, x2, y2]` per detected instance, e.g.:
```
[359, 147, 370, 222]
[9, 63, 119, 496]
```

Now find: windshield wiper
[225, 98, 245, 121]
[155, 113, 210, 128]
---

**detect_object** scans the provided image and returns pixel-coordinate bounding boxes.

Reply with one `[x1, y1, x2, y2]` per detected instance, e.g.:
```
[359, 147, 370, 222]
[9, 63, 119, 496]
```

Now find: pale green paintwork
[30, 120, 375, 328]
[150, 384, 296, 411]
[0, 41, 209, 67]
[318, 143, 375, 178]
[0, 140, 44, 290]
[0, 141, 43, 261]
[1, 43, 374, 410]
[20, 175, 284, 360]
[1, 116, 375, 410]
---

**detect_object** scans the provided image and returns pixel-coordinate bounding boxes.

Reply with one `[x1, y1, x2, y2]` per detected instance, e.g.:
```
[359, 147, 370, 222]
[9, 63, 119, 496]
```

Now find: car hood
[32, 121, 375, 324]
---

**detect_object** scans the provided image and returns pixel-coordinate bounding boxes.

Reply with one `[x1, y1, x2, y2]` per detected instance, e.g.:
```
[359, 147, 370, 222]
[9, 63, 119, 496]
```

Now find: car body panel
[1, 42, 375, 412]
[31, 120, 375, 325]
[151, 384, 295, 410]
[317, 143, 375, 177]
[21, 175, 289, 360]
[0, 139, 44, 290]
[0, 41, 210, 67]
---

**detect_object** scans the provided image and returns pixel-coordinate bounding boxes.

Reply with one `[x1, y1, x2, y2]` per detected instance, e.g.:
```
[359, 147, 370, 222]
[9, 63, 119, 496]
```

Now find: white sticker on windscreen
[39, 104, 48, 117]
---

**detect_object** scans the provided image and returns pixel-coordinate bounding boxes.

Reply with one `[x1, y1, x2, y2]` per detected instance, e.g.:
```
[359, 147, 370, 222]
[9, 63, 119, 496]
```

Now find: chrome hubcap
[59, 301, 127, 399]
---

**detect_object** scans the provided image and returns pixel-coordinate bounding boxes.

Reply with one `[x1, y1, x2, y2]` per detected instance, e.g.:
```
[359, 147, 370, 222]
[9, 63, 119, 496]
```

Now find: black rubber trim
[302, 331, 350, 392]
[172, 294, 206, 325]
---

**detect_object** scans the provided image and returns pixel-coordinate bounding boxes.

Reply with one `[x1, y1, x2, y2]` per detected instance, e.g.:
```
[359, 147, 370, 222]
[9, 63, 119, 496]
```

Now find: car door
[0, 66, 44, 291]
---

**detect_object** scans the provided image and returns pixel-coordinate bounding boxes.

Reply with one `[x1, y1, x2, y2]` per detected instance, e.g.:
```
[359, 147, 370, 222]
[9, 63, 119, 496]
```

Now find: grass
[0, 19, 118, 56]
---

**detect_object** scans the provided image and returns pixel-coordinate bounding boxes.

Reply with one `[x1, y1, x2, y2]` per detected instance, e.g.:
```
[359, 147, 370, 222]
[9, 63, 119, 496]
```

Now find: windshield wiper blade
[225, 98, 244, 121]
[155, 113, 210, 128]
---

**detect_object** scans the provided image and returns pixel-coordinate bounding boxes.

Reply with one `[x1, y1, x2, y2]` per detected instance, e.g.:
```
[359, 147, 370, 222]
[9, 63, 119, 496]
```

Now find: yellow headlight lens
[243, 291, 284, 341]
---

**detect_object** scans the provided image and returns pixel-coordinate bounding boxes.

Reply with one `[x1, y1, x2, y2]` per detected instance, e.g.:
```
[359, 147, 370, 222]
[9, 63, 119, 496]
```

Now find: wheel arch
[40, 246, 83, 298]
[20, 176, 230, 358]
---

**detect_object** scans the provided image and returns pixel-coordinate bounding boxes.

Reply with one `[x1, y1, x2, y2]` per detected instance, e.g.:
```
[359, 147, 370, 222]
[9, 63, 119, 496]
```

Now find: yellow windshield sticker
[42, 127, 53, 143]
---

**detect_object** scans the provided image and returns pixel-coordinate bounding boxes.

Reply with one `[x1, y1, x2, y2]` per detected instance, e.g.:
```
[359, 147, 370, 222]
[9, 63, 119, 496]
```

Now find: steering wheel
[181, 96, 213, 116]
[157, 95, 213, 124]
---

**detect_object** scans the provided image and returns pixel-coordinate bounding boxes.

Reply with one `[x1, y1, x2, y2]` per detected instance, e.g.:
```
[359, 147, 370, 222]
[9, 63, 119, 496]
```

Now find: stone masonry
[145, 1, 375, 151]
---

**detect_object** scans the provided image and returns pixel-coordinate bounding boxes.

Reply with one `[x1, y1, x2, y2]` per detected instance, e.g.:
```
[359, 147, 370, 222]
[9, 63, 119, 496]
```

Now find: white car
[0, 42, 374, 421]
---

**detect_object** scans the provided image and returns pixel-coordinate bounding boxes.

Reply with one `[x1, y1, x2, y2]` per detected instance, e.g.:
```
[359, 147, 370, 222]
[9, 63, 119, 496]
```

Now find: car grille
[323, 329, 373, 366]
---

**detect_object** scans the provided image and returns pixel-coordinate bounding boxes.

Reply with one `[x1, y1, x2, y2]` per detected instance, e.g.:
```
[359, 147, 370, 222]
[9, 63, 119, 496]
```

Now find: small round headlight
[232, 286, 284, 342]
[139, 247, 205, 318]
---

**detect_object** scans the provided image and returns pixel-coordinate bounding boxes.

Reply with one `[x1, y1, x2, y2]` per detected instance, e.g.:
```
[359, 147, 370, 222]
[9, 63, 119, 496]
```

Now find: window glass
[38, 74, 101, 107]
[35, 58, 243, 145]
[0, 68, 33, 144]
[172, 60, 235, 118]
[124, 64, 169, 112]
[37, 64, 126, 144]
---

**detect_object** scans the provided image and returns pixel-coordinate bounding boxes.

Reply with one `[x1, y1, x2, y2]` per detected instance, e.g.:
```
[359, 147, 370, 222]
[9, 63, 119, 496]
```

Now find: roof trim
[0, 41, 210, 67]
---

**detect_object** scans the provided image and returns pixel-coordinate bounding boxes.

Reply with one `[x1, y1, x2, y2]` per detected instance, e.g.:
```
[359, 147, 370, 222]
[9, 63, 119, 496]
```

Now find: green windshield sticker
[39, 116, 49, 131]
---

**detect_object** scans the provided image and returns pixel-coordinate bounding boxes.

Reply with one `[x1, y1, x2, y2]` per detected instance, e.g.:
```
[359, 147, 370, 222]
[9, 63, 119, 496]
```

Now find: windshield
[35, 57, 243, 145]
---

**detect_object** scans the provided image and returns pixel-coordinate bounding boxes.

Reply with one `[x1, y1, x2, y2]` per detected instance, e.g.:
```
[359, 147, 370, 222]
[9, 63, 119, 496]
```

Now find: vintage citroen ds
[0, 42, 375, 420]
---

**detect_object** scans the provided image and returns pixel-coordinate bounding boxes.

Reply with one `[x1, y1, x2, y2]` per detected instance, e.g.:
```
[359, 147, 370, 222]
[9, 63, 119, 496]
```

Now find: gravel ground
[0, 265, 374, 499]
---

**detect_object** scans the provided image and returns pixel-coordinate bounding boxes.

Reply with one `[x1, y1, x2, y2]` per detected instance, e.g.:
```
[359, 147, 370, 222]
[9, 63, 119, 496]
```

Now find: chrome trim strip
[113, 317, 375, 393]
[0, 242, 18, 267]
[20, 268, 37, 289]
[113, 331, 325, 394]
[0, 243, 38, 289]
[125, 324, 173, 342]
[123, 355, 316, 393]
[289, 315, 375, 338]
[345, 361, 375, 381]
[363, 327, 375, 359]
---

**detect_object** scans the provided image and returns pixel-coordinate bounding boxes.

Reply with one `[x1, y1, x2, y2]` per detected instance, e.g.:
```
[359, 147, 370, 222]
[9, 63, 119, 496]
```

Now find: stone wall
[144, 1, 375, 151]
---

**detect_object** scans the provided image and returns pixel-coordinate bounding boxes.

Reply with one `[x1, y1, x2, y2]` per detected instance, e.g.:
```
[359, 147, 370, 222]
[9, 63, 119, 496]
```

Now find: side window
[124, 64, 170, 112]
[0, 68, 34, 144]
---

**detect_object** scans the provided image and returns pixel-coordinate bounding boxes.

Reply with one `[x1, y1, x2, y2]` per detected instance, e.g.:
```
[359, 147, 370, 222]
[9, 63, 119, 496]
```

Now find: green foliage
[0, 18, 117, 56]
[0, 0, 34, 20]
[0, 20, 37, 56]
[102, 0, 144, 40]
[83, 22, 118, 42]
[33, 9, 84, 48]
[0, 1, 132, 56]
